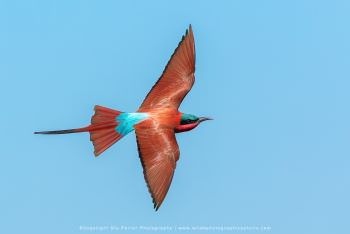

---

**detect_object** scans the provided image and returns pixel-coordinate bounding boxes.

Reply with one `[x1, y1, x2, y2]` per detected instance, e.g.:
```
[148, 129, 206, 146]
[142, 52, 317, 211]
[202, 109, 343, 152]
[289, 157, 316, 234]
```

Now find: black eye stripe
[181, 119, 197, 125]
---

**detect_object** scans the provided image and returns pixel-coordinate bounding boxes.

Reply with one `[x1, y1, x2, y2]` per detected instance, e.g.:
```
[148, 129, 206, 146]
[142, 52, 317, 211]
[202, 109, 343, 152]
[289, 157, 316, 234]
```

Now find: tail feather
[35, 105, 125, 156]
[89, 105, 123, 156]
[93, 134, 122, 156]
[34, 126, 90, 134]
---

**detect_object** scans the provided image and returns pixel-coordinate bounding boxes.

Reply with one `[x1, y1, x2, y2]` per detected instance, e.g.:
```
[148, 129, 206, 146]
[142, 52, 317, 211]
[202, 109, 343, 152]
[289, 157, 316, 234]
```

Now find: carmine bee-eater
[35, 25, 211, 210]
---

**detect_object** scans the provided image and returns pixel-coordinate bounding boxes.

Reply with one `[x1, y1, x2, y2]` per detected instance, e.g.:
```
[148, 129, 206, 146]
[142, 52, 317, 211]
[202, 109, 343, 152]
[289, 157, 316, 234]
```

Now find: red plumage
[35, 105, 124, 156]
[35, 25, 209, 211]
[135, 26, 195, 209]
[89, 105, 123, 156]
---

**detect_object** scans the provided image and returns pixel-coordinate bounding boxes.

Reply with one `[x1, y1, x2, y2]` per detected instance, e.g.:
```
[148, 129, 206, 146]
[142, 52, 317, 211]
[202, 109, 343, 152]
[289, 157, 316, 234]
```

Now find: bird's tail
[35, 105, 124, 156]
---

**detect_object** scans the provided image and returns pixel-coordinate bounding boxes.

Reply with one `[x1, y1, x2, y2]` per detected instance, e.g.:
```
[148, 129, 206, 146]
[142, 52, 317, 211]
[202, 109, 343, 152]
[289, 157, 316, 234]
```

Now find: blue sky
[1, 0, 349, 233]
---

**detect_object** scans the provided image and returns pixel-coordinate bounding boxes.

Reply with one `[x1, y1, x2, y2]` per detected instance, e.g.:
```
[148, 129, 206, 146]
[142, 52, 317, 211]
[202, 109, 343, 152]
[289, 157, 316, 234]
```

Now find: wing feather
[135, 126, 179, 210]
[139, 25, 195, 111]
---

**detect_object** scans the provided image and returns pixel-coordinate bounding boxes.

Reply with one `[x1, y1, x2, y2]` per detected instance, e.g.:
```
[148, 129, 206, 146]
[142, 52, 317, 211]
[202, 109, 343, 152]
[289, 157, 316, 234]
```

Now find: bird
[35, 25, 211, 210]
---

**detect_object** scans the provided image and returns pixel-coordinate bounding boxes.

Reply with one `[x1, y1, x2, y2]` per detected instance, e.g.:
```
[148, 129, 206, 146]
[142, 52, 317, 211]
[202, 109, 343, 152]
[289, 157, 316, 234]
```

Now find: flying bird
[35, 25, 211, 210]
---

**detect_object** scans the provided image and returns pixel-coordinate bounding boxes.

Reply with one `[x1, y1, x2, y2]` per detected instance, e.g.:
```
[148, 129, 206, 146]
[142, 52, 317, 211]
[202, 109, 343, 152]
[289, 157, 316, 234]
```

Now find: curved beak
[198, 117, 213, 123]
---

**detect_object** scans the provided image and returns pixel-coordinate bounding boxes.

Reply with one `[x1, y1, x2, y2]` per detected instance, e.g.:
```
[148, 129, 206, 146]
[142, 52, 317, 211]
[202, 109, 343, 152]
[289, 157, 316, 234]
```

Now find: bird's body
[35, 25, 211, 210]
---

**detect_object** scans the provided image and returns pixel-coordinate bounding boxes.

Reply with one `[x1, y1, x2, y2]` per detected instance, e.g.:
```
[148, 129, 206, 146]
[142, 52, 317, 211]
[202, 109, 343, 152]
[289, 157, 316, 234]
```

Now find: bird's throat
[174, 122, 199, 133]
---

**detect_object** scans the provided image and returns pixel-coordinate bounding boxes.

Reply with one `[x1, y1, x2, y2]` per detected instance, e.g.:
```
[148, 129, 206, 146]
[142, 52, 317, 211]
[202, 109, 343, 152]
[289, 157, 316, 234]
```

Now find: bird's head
[175, 113, 212, 133]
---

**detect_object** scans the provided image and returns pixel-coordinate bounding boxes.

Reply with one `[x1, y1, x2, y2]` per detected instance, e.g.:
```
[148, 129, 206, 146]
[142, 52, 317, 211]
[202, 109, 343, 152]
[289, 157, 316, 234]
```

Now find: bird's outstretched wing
[135, 126, 179, 210]
[139, 25, 195, 111]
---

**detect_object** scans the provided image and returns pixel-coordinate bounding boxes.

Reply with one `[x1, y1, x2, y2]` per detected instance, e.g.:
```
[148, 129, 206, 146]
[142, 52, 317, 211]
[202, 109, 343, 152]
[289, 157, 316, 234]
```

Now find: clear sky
[1, 0, 349, 233]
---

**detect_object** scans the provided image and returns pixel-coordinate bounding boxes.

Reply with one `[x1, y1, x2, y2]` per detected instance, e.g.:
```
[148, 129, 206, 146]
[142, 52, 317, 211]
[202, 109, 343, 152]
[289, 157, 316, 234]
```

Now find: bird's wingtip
[154, 205, 160, 211]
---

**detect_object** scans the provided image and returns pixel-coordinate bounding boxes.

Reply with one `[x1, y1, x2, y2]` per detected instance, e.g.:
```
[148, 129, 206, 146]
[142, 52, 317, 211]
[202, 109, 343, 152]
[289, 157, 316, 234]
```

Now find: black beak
[198, 117, 213, 123]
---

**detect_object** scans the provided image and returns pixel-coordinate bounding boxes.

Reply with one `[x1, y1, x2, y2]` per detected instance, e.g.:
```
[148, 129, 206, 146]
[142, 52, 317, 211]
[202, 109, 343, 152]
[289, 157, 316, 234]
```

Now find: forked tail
[35, 105, 124, 156]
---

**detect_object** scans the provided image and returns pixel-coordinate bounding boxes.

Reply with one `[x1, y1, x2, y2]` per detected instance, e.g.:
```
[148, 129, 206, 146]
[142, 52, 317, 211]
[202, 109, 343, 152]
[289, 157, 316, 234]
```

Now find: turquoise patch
[181, 113, 198, 121]
[116, 112, 148, 136]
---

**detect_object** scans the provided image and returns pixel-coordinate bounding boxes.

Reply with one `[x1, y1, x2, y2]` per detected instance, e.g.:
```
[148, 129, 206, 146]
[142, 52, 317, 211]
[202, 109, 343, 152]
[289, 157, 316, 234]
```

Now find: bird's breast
[136, 109, 181, 129]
